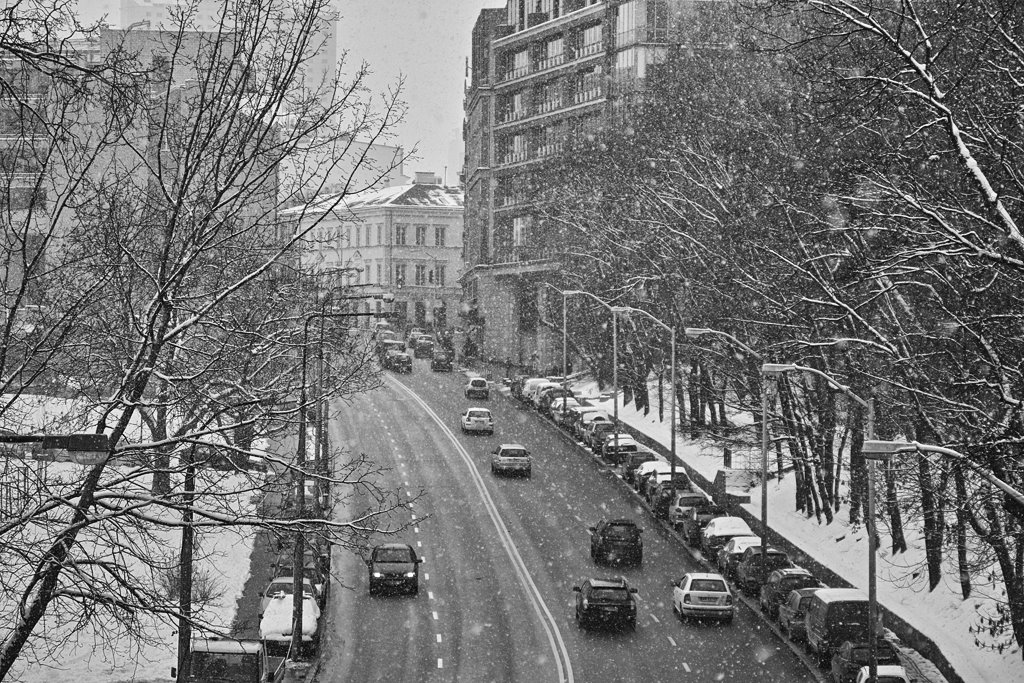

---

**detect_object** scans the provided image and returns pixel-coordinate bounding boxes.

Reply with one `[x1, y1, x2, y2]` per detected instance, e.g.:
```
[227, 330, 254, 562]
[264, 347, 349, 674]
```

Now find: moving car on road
[465, 377, 490, 399]
[491, 443, 531, 477]
[367, 543, 422, 595]
[430, 352, 453, 371]
[589, 518, 643, 565]
[461, 407, 494, 435]
[383, 350, 412, 373]
[672, 572, 735, 623]
[573, 577, 638, 630]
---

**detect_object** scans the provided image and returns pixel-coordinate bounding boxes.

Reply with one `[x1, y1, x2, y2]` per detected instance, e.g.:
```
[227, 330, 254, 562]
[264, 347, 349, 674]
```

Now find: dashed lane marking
[432, 611, 439, 620]
[424, 573, 429, 580]
[667, 636, 677, 647]
[436, 634, 442, 643]
[683, 663, 691, 673]
[414, 526, 419, 533]
[428, 591, 434, 600]
[650, 614, 660, 624]
[438, 659, 443, 669]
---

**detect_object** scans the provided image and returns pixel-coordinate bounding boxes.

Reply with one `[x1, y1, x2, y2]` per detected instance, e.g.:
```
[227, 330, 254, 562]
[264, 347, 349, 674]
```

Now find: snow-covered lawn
[577, 378, 1021, 682]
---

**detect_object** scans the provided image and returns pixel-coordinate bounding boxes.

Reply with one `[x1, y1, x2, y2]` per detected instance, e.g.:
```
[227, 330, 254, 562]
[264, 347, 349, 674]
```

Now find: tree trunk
[884, 461, 907, 553]
[177, 448, 196, 681]
[918, 452, 943, 590]
[953, 463, 971, 599]
[657, 370, 664, 422]
[848, 405, 866, 526]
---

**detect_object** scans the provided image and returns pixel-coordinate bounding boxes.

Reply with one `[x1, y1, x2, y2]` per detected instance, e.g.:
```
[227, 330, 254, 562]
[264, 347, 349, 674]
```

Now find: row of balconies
[499, 39, 603, 84]
[496, 140, 566, 169]
[497, 84, 603, 127]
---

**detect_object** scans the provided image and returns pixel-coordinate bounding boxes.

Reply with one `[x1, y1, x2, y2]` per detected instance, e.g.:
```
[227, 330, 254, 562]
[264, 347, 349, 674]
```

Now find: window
[376, 263, 382, 283]
[414, 264, 427, 285]
[436, 265, 446, 287]
[377, 224, 383, 244]
[395, 224, 408, 245]
[343, 227, 350, 248]
[355, 225, 361, 247]
[616, 0, 638, 47]
[435, 226, 446, 247]
[580, 23, 603, 56]
[540, 36, 564, 69]
[395, 263, 407, 286]
[415, 225, 427, 246]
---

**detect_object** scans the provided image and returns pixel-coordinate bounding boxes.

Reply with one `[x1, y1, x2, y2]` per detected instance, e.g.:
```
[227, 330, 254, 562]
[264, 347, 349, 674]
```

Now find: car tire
[722, 615, 733, 625]
[525, 469, 531, 478]
[410, 583, 419, 596]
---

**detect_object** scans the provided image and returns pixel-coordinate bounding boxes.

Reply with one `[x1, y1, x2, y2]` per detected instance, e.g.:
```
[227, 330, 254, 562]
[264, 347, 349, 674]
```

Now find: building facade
[462, 0, 678, 369]
[285, 181, 464, 331]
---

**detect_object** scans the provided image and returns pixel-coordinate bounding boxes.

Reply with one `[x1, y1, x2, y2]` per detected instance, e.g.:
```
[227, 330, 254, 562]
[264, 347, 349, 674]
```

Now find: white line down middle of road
[388, 375, 575, 683]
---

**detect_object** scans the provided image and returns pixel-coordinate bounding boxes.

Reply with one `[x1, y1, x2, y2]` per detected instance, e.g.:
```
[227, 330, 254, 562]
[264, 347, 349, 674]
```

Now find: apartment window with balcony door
[376, 262, 382, 283]
[414, 264, 427, 286]
[436, 265, 446, 287]
[395, 224, 408, 245]
[614, 48, 638, 81]
[541, 79, 562, 113]
[377, 224, 383, 244]
[511, 49, 529, 79]
[575, 66, 602, 103]
[395, 263, 406, 286]
[434, 226, 446, 247]
[616, 0, 638, 48]
[580, 23, 603, 57]
[415, 225, 427, 246]
[355, 225, 361, 247]
[541, 36, 564, 70]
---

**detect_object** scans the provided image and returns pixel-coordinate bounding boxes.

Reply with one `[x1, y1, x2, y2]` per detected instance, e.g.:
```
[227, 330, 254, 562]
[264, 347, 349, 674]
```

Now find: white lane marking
[683, 663, 691, 672]
[438, 658, 443, 669]
[436, 634, 442, 643]
[667, 636, 677, 647]
[650, 613, 660, 624]
[428, 591, 435, 600]
[414, 527, 419, 533]
[424, 572, 429, 580]
[417, 541, 422, 548]
[572, 515, 582, 523]
[387, 376, 575, 683]
[432, 611, 439, 620]
[411, 513, 417, 520]
[407, 490, 413, 497]
[404, 480, 409, 486]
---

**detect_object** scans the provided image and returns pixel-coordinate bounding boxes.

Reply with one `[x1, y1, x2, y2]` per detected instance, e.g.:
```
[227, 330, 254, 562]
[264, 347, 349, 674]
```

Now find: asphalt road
[313, 359, 819, 683]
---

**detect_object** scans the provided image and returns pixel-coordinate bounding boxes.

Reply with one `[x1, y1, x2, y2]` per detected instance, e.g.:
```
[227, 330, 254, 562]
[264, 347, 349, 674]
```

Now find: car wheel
[410, 583, 419, 596]
[722, 615, 733, 625]
[635, 551, 643, 566]
[525, 469, 532, 478]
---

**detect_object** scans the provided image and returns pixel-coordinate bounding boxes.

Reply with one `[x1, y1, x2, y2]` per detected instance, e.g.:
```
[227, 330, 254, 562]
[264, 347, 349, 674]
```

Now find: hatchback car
[759, 566, 822, 617]
[465, 377, 490, 399]
[430, 352, 453, 371]
[853, 664, 910, 683]
[672, 572, 735, 623]
[667, 490, 714, 529]
[701, 516, 755, 557]
[573, 577, 638, 630]
[384, 350, 412, 373]
[589, 518, 643, 565]
[551, 397, 583, 425]
[831, 639, 902, 683]
[777, 587, 820, 641]
[491, 443, 531, 477]
[460, 407, 494, 435]
[736, 547, 793, 595]
[367, 543, 422, 595]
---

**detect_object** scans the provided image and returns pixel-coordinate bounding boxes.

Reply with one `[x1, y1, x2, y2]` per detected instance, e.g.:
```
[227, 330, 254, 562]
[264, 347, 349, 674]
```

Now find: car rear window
[471, 379, 487, 387]
[605, 525, 639, 540]
[590, 588, 631, 602]
[690, 579, 727, 592]
[501, 448, 527, 458]
[468, 410, 490, 418]
[781, 575, 818, 590]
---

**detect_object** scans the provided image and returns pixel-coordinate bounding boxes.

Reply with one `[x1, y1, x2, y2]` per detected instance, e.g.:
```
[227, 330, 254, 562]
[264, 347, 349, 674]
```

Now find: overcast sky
[337, 1, 506, 185]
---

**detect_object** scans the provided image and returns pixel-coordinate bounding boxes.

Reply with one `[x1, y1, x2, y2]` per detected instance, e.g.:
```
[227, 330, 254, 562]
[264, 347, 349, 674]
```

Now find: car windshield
[590, 587, 631, 602]
[374, 547, 414, 563]
[689, 578, 727, 592]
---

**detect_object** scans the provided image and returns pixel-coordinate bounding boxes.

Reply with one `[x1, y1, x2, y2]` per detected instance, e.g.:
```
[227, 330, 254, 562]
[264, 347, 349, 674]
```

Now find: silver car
[461, 407, 494, 435]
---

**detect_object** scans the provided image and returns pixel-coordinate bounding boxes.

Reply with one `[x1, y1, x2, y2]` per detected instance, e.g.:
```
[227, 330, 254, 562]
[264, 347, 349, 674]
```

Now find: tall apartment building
[462, 0, 676, 368]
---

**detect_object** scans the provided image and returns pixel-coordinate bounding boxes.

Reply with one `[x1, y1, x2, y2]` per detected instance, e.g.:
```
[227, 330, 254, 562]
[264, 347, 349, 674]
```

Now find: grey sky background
[336, 1, 505, 185]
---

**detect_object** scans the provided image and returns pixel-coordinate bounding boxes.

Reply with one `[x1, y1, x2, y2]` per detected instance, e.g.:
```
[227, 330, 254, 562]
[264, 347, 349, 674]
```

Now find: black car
[830, 639, 901, 683]
[759, 567, 823, 618]
[573, 577, 638, 630]
[430, 352, 453, 371]
[384, 350, 412, 374]
[589, 518, 643, 565]
[414, 336, 435, 358]
[678, 501, 729, 545]
[367, 543, 422, 595]
[735, 547, 793, 595]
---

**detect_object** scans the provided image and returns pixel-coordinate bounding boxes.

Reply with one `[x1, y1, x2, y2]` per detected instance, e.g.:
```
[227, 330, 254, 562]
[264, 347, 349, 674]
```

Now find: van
[805, 588, 882, 658]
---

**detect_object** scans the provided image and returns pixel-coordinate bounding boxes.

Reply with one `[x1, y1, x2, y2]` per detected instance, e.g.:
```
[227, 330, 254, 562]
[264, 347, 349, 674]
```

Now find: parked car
[777, 587, 821, 642]
[853, 665, 910, 683]
[383, 350, 412, 373]
[460, 407, 494, 435]
[575, 411, 612, 440]
[526, 381, 561, 408]
[465, 377, 490, 399]
[830, 639, 902, 683]
[573, 577, 638, 630]
[667, 489, 714, 529]
[583, 422, 618, 450]
[701, 516, 755, 558]
[563, 406, 607, 436]
[367, 543, 422, 595]
[716, 535, 763, 578]
[805, 588, 883, 659]
[430, 352, 453, 371]
[642, 469, 692, 502]
[509, 375, 532, 400]
[405, 327, 426, 346]
[259, 576, 318, 617]
[678, 500, 729, 545]
[271, 549, 328, 602]
[633, 459, 673, 492]
[672, 572, 735, 623]
[589, 518, 643, 565]
[621, 451, 660, 486]
[538, 386, 574, 414]
[601, 435, 641, 465]
[759, 566, 823, 617]
[491, 443, 531, 477]
[519, 378, 552, 404]
[551, 397, 583, 425]
[735, 547, 793, 596]
[376, 338, 405, 359]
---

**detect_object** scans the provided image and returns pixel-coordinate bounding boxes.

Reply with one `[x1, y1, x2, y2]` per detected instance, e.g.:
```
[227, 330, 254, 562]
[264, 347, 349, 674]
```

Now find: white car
[465, 377, 490, 399]
[461, 407, 494, 435]
[551, 397, 582, 425]
[491, 443, 531, 477]
[672, 572, 735, 623]
[632, 459, 673, 491]
[259, 576, 318, 617]
[701, 516, 755, 557]
[576, 411, 612, 439]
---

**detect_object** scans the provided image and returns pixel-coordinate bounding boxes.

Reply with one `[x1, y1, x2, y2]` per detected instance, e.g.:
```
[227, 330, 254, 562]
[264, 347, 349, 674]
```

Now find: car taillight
[683, 595, 692, 604]
[405, 571, 416, 578]
[725, 595, 733, 605]
[582, 599, 589, 608]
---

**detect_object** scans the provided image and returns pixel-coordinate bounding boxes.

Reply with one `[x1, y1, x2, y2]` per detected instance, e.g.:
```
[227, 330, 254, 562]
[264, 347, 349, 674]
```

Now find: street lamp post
[762, 363, 876, 678]
[290, 306, 391, 658]
[615, 307, 677, 486]
[539, 283, 570, 414]
[564, 290, 618, 454]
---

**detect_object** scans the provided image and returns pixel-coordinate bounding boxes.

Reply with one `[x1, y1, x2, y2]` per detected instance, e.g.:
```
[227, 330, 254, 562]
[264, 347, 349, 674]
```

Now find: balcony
[536, 144, 563, 158]
[500, 151, 529, 165]
[573, 87, 603, 104]
[502, 65, 530, 82]
[536, 99, 563, 114]
[537, 54, 565, 70]
[500, 108, 531, 124]
[576, 41, 603, 58]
